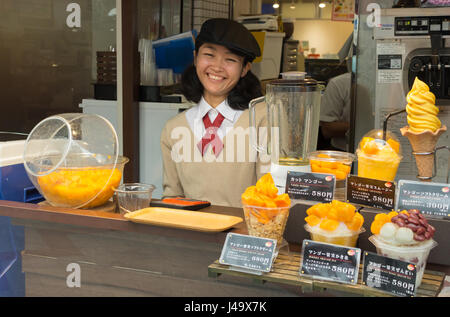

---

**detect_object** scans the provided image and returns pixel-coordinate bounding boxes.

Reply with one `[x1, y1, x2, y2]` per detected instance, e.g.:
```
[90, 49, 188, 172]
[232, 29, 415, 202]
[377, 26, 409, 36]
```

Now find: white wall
[292, 20, 353, 57]
[233, 0, 261, 19]
[282, 2, 354, 57]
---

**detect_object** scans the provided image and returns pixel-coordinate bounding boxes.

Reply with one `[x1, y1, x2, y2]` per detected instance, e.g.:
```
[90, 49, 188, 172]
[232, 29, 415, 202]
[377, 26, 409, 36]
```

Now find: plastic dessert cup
[357, 152, 400, 182]
[309, 150, 355, 190]
[356, 129, 402, 182]
[369, 235, 437, 287]
[243, 204, 290, 245]
[304, 224, 365, 247]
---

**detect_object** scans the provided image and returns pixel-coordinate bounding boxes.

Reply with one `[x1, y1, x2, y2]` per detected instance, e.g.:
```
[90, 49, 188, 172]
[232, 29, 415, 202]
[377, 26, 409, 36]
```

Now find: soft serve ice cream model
[400, 77, 447, 180]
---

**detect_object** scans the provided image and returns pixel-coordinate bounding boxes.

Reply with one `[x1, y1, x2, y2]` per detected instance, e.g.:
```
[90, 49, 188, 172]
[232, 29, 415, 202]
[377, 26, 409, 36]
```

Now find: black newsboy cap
[195, 18, 261, 62]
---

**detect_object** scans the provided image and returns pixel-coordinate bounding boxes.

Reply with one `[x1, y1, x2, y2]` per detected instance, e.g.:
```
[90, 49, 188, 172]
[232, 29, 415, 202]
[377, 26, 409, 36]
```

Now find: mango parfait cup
[369, 235, 437, 287]
[304, 224, 365, 247]
[243, 204, 290, 246]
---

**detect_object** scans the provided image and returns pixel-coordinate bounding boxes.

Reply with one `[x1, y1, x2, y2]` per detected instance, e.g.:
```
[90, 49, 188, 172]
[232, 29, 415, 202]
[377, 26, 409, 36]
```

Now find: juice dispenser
[250, 76, 323, 193]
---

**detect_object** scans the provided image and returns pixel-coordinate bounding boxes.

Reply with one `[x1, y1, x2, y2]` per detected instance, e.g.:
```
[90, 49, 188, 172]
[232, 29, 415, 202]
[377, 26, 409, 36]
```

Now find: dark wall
[0, 0, 94, 134]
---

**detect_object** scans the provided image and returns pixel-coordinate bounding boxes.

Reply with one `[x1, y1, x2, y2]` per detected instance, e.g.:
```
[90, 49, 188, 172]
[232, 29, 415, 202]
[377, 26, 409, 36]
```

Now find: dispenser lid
[23, 113, 119, 177]
[280, 71, 306, 80]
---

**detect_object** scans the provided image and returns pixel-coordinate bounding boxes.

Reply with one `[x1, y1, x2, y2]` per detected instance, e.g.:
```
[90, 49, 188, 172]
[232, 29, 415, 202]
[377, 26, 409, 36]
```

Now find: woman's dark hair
[180, 43, 263, 111]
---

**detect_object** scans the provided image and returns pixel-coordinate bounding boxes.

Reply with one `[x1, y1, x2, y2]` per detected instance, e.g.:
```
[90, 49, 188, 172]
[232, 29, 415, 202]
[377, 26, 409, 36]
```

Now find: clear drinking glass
[115, 183, 155, 215]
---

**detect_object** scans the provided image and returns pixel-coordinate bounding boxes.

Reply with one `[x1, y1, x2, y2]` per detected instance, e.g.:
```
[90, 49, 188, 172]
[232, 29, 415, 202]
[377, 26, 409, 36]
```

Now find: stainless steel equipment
[354, 7, 450, 183]
[281, 40, 299, 72]
[250, 76, 322, 193]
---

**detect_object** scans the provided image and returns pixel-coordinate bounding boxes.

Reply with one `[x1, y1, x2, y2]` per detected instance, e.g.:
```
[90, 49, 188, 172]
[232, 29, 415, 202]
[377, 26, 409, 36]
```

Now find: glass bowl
[115, 183, 156, 216]
[35, 155, 128, 209]
[23, 113, 123, 209]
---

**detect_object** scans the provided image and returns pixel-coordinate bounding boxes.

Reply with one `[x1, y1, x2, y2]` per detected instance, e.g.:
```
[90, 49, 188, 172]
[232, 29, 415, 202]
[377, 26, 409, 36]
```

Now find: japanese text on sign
[300, 240, 361, 285]
[396, 180, 450, 218]
[286, 172, 335, 203]
[363, 252, 417, 297]
[219, 233, 277, 273]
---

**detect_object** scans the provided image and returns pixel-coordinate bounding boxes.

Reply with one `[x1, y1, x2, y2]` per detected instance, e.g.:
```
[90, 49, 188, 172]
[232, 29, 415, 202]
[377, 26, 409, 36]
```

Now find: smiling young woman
[160, 18, 270, 208]
[194, 43, 251, 107]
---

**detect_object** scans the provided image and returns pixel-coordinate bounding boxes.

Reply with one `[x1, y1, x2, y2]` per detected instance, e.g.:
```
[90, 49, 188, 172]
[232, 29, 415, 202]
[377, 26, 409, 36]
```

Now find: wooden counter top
[0, 199, 248, 244]
[0, 199, 447, 296]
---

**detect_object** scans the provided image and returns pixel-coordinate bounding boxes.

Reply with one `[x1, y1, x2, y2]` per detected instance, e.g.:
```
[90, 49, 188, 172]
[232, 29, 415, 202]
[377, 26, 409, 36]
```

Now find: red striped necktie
[197, 112, 225, 156]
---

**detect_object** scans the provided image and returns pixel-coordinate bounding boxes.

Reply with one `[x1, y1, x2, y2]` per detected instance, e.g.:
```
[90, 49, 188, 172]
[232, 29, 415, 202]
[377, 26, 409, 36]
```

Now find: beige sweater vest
[160, 102, 269, 208]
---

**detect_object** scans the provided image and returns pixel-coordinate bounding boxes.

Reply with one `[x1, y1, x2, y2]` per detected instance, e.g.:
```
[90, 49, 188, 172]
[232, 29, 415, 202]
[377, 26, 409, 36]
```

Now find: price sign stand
[362, 251, 417, 297]
[219, 233, 277, 276]
[395, 180, 450, 219]
[346, 175, 396, 211]
[299, 240, 361, 285]
[285, 171, 336, 203]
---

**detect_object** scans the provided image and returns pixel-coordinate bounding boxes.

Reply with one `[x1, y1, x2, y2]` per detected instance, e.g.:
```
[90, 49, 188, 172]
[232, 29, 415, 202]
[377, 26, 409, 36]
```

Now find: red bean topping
[396, 219, 406, 227]
[427, 225, 435, 234]
[414, 234, 425, 241]
[398, 213, 408, 220]
[408, 217, 419, 225]
[409, 209, 420, 214]
[416, 227, 425, 235]
[419, 219, 428, 227]
[406, 223, 419, 232]
[424, 232, 431, 240]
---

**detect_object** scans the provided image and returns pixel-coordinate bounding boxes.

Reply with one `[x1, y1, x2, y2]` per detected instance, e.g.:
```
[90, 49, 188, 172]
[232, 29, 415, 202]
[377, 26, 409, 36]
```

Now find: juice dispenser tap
[249, 74, 323, 194]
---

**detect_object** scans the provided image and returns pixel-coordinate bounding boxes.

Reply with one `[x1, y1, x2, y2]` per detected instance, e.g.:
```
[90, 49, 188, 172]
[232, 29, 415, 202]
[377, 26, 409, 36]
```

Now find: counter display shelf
[0, 199, 447, 297]
[208, 250, 445, 297]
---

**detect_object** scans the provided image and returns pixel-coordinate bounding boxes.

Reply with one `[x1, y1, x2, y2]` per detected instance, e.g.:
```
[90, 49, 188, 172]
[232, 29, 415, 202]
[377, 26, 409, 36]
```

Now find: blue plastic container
[0, 140, 43, 297]
[153, 31, 196, 74]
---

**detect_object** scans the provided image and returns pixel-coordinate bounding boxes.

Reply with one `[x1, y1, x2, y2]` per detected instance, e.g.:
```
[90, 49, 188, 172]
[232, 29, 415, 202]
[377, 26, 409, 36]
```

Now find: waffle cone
[400, 125, 447, 181]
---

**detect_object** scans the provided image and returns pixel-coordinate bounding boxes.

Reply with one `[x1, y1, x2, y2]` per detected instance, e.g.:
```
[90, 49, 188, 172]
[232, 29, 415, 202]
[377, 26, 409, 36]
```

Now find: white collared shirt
[185, 97, 243, 142]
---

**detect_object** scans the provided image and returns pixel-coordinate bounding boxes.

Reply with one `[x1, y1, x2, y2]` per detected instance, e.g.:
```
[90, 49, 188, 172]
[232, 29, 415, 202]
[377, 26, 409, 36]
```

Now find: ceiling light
[319, 2, 326, 8]
[273, 2, 280, 9]
[290, 1, 296, 9]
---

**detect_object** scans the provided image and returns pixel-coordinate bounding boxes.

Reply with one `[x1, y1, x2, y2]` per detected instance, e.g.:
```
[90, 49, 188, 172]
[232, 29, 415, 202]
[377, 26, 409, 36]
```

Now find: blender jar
[23, 113, 127, 209]
[250, 77, 323, 192]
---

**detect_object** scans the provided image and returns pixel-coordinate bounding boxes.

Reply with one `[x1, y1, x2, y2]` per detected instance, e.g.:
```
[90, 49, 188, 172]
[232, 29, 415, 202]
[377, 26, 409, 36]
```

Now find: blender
[250, 75, 323, 193]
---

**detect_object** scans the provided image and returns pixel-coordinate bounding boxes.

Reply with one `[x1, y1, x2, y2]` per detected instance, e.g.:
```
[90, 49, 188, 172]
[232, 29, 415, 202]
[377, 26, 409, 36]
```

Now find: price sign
[219, 233, 277, 274]
[285, 171, 335, 202]
[395, 180, 450, 218]
[299, 240, 361, 285]
[362, 252, 417, 297]
[346, 175, 396, 211]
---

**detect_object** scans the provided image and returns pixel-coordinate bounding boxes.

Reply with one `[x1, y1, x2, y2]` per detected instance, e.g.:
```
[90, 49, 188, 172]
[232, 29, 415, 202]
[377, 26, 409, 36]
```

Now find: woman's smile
[207, 73, 225, 81]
